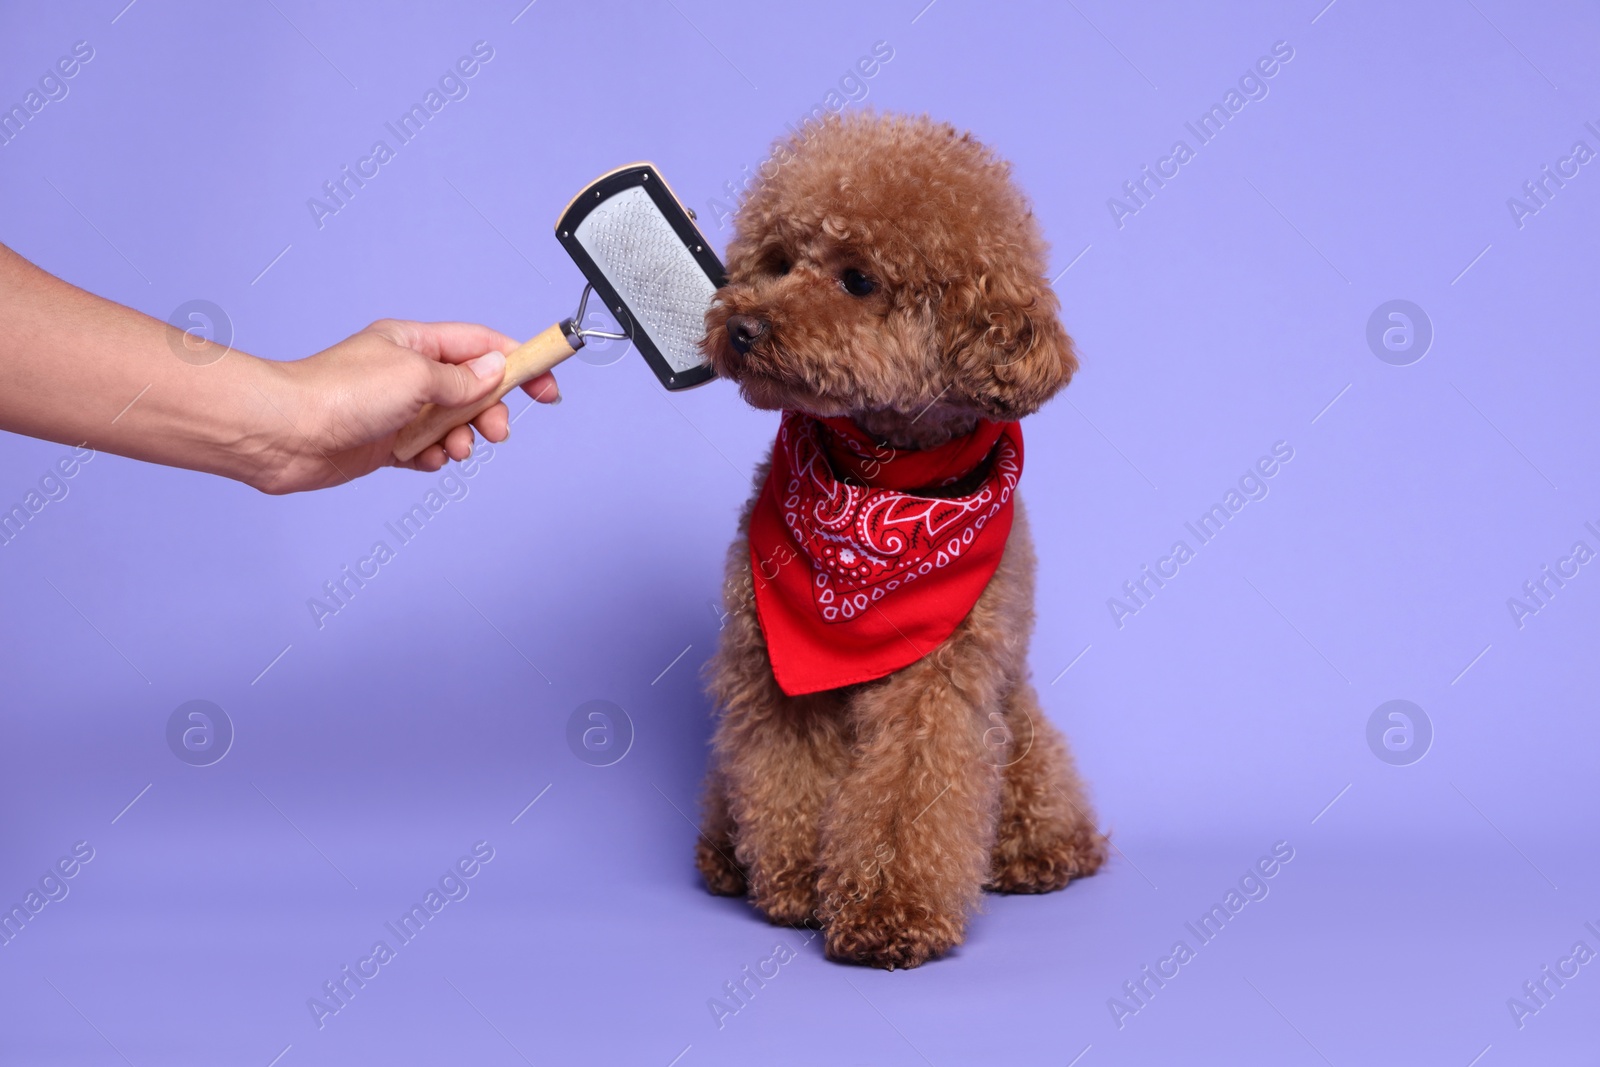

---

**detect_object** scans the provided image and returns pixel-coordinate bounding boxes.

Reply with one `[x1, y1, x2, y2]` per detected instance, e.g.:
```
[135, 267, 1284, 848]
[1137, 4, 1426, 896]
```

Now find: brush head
[556, 164, 724, 390]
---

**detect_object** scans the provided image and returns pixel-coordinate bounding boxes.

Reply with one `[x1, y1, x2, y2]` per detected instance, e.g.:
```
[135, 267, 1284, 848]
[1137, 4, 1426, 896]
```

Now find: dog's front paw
[819, 888, 965, 969]
[819, 870, 966, 966]
[988, 825, 1108, 894]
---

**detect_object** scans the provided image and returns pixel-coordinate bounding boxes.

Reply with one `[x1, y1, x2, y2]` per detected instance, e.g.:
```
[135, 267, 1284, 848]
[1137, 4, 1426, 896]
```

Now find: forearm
[0, 243, 293, 487]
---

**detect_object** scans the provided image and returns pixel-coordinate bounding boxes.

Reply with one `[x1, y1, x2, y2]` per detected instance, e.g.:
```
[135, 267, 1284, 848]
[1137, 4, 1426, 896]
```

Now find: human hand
[258, 319, 560, 494]
[0, 245, 566, 494]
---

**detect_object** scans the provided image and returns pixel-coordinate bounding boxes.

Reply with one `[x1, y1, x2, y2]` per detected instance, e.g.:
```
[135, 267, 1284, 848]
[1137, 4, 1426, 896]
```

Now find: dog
[696, 111, 1106, 969]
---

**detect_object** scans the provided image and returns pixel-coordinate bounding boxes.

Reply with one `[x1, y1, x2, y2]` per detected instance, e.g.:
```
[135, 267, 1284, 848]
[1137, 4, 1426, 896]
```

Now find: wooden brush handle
[392, 323, 576, 462]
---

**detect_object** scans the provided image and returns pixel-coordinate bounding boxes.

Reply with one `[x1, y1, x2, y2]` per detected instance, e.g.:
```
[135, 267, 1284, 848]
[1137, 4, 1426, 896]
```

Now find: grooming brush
[392, 163, 724, 462]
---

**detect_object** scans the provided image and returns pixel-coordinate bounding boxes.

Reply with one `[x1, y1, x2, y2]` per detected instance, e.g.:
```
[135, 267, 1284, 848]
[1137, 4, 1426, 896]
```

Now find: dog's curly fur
[696, 111, 1106, 969]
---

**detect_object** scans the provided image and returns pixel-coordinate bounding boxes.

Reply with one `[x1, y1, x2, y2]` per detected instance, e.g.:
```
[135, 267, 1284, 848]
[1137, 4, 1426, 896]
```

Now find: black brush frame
[555, 163, 724, 391]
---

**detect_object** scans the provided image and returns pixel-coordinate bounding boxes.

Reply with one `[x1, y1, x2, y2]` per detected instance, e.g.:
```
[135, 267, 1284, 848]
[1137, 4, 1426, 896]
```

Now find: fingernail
[470, 350, 506, 381]
[551, 394, 562, 405]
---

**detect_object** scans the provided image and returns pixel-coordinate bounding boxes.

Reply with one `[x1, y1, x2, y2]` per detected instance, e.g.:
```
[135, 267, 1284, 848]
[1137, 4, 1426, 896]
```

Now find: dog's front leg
[705, 554, 850, 926]
[816, 646, 1003, 969]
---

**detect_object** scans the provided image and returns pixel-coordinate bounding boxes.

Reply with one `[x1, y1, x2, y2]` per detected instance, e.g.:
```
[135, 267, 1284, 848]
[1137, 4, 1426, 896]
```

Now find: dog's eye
[841, 269, 875, 297]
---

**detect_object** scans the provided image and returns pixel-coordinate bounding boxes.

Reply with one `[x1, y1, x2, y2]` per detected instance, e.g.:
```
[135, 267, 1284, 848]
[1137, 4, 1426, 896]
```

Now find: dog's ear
[942, 267, 1078, 421]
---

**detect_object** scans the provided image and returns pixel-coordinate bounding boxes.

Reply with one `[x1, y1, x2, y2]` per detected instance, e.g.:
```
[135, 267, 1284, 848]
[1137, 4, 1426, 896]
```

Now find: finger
[443, 423, 476, 462]
[471, 401, 510, 443]
[420, 348, 505, 410]
[394, 441, 449, 473]
[372, 319, 523, 364]
[521, 370, 561, 404]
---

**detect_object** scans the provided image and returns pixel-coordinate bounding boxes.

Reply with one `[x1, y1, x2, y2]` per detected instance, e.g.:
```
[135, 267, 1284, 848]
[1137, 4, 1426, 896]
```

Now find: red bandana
[748, 411, 1023, 696]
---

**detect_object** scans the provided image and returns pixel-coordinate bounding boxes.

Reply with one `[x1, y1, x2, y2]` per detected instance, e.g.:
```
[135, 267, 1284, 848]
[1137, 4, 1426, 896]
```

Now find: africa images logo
[1107, 41, 1295, 229]
[305, 41, 495, 230]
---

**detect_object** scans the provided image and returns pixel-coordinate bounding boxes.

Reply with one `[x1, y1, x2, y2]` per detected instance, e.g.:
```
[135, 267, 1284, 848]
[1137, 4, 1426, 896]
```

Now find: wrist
[231, 355, 316, 494]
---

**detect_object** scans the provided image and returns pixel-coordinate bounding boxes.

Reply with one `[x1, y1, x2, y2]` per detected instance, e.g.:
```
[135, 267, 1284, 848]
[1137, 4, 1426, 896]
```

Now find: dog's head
[703, 111, 1076, 438]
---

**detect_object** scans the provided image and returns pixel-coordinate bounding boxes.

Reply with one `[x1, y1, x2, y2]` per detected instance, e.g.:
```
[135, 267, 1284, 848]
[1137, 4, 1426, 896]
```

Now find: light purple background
[2, 1, 1597, 1064]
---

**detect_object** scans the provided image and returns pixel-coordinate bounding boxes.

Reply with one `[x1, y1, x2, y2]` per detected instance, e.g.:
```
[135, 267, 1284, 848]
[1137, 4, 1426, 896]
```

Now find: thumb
[421, 349, 506, 409]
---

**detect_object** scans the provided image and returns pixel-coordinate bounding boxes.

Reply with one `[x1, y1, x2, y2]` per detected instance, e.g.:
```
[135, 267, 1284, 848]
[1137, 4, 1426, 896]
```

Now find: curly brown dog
[695, 111, 1106, 969]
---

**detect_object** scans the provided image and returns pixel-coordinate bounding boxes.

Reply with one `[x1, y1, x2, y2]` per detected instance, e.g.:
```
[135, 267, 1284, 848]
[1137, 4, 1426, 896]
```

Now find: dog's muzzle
[726, 315, 769, 355]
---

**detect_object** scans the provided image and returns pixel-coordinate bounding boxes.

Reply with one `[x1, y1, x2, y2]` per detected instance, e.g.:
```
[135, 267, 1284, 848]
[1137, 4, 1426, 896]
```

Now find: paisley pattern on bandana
[748, 411, 1024, 696]
[777, 415, 1018, 622]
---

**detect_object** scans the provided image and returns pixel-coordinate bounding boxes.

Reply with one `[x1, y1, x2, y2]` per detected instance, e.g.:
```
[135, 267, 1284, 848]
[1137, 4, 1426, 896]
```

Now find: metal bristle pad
[573, 185, 717, 374]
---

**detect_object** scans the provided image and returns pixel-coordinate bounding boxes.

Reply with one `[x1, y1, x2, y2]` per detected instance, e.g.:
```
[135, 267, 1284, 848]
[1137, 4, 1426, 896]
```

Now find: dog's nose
[726, 315, 769, 355]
